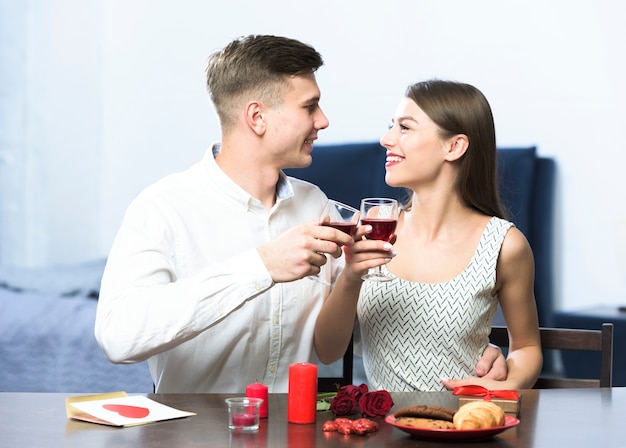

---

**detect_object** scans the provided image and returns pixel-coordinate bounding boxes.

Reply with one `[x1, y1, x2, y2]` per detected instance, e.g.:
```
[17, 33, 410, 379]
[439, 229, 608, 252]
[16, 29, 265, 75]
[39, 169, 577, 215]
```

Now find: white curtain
[0, 0, 102, 267]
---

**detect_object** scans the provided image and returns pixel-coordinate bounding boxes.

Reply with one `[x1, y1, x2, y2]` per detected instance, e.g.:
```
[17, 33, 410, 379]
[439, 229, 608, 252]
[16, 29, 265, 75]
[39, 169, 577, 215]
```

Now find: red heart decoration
[103, 404, 150, 419]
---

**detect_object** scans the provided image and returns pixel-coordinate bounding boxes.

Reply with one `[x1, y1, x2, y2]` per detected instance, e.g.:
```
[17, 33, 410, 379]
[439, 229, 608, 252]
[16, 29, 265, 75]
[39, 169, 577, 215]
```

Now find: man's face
[263, 74, 329, 169]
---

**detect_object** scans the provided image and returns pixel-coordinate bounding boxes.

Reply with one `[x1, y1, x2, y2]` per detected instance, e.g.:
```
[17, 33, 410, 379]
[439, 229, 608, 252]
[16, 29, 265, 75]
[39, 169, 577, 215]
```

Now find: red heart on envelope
[103, 404, 150, 419]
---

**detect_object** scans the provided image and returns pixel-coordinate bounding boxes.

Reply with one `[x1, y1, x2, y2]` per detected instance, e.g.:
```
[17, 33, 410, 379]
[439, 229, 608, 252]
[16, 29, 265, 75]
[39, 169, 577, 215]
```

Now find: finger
[353, 224, 370, 240]
[480, 354, 508, 381]
[344, 242, 396, 269]
[309, 251, 328, 269]
[311, 239, 341, 258]
[475, 343, 502, 377]
[350, 238, 394, 253]
[476, 344, 508, 380]
[313, 226, 354, 247]
[344, 253, 394, 279]
[475, 359, 490, 377]
[440, 376, 480, 390]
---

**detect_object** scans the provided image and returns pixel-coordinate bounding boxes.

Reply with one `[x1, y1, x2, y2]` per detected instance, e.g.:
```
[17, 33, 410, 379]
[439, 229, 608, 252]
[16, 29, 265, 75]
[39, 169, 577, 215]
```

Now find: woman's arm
[495, 227, 543, 389]
[314, 226, 394, 364]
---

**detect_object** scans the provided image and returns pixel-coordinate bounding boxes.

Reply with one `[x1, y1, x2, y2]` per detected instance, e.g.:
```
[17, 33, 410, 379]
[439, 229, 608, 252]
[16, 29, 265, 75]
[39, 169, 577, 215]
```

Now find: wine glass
[308, 199, 360, 285]
[360, 198, 398, 282]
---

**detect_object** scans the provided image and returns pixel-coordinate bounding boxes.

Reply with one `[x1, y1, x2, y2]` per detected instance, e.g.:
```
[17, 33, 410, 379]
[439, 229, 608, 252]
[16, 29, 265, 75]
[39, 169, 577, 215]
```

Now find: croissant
[453, 401, 505, 430]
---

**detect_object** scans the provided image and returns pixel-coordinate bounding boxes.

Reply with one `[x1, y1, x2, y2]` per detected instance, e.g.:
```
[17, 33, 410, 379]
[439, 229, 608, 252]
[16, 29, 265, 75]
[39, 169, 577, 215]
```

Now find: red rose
[357, 383, 369, 395]
[339, 384, 367, 402]
[330, 392, 357, 416]
[358, 390, 394, 417]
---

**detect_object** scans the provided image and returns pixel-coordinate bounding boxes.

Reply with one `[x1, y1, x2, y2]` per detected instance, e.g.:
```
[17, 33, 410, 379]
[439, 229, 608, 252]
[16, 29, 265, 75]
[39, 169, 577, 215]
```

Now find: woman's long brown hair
[403, 80, 506, 219]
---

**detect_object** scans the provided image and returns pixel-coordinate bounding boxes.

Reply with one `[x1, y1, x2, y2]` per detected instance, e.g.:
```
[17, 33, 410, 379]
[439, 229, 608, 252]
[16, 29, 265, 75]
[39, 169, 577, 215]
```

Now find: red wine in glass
[360, 198, 399, 282]
[321, 221, 357, 236]
[361, 218, 396, 241]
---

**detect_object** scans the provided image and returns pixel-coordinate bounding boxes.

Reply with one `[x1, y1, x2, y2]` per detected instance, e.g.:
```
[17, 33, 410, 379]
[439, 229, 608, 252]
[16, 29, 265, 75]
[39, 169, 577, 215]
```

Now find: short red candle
[232, 413, 256, 427]
[287, 362, 318, 424]
[245, 382, 268, 418]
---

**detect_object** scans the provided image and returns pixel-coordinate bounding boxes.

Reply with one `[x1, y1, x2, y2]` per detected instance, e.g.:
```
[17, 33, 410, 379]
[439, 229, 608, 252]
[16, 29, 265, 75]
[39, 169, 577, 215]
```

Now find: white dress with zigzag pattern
[356, 216, 513, 391]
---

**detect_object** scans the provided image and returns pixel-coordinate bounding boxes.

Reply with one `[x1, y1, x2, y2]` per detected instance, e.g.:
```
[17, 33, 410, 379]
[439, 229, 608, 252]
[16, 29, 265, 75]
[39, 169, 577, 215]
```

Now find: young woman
[315, 80, 542, 391]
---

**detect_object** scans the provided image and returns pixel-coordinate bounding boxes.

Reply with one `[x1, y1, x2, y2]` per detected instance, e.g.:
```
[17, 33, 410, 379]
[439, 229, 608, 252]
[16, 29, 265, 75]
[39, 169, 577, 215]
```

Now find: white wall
[0, 0, 102, 264]
[1, 0, 625, 312]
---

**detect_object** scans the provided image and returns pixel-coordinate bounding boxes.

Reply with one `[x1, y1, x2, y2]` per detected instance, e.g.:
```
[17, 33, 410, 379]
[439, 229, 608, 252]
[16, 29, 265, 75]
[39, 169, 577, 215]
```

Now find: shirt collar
[276, 170, 294, 202]
[204, 143, 295, 209]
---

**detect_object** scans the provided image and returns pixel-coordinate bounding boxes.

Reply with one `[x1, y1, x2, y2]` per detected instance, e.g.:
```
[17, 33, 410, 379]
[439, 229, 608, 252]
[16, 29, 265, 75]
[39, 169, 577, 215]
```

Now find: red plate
[385, 414, 520, 441]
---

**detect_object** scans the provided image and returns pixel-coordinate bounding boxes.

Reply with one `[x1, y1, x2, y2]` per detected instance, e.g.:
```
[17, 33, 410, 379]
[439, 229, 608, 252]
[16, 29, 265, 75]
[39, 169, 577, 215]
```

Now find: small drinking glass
[225, 397, 264, 432]
[360, 197, 398, 282]
[308, 199, 360, 285]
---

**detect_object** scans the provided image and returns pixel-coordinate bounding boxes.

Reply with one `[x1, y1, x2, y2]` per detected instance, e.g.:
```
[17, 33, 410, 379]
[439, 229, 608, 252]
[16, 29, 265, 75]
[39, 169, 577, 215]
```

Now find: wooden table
[1, 388, 624, 447]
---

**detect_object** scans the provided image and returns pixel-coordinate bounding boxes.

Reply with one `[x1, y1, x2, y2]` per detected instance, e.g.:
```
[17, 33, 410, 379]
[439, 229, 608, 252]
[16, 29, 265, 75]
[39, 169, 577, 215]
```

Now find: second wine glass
[360, 197, 398, 282]
[308, 199, 360, 285]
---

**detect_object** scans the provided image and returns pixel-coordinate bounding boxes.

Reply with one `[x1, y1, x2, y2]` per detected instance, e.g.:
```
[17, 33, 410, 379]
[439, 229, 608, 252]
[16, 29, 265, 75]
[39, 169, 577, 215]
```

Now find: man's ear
[244, 101, 267, 136]
[445, 135, 469, 162]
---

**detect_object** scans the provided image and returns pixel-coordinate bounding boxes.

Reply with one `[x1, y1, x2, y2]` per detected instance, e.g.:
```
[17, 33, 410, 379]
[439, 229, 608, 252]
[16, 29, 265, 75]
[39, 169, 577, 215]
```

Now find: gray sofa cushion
[0, 288, 150, 392]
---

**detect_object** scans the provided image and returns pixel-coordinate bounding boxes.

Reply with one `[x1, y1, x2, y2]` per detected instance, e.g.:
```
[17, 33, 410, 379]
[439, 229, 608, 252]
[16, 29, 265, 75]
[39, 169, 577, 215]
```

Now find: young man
[95, 35, 505, 393]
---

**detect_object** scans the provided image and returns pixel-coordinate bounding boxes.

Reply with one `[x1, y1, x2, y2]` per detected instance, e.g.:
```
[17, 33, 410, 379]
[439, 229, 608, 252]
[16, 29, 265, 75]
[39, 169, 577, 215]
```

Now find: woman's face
[380, 97, 450, 189]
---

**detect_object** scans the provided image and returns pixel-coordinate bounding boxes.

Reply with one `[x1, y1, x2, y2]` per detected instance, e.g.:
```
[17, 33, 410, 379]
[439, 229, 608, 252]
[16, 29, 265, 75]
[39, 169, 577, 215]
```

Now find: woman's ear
[244, 101, 267, 135]
[445, 135, 469, 161]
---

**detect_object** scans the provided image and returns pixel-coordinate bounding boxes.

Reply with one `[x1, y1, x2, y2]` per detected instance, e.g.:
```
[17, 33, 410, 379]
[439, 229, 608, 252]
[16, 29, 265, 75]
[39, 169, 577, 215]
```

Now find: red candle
[245, 382, 268, 418]
[232, 413, 256, 427]
[287, 362, 318, 424]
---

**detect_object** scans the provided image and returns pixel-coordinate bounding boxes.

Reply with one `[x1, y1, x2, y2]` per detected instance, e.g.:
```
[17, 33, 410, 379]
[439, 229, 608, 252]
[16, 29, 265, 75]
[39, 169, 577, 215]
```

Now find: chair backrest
[317, 338, 354, 392]
[489, 324, 614, 388]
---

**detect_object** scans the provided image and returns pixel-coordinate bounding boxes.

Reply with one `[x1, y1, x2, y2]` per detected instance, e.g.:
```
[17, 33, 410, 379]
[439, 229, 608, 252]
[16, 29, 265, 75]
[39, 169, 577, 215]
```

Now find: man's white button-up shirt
[95, 145, 343, 393]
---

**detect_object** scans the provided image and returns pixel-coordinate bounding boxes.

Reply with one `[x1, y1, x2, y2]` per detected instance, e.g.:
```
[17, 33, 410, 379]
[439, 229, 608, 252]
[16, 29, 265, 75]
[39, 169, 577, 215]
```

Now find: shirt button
[255, 283, 262, 291]
[268, 365, 276, 373]
[274, 316, 280, 325]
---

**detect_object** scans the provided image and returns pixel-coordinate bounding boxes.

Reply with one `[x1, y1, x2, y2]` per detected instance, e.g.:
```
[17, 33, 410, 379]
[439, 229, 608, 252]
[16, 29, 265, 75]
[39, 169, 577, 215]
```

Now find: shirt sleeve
[94, 195, 274, 364]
